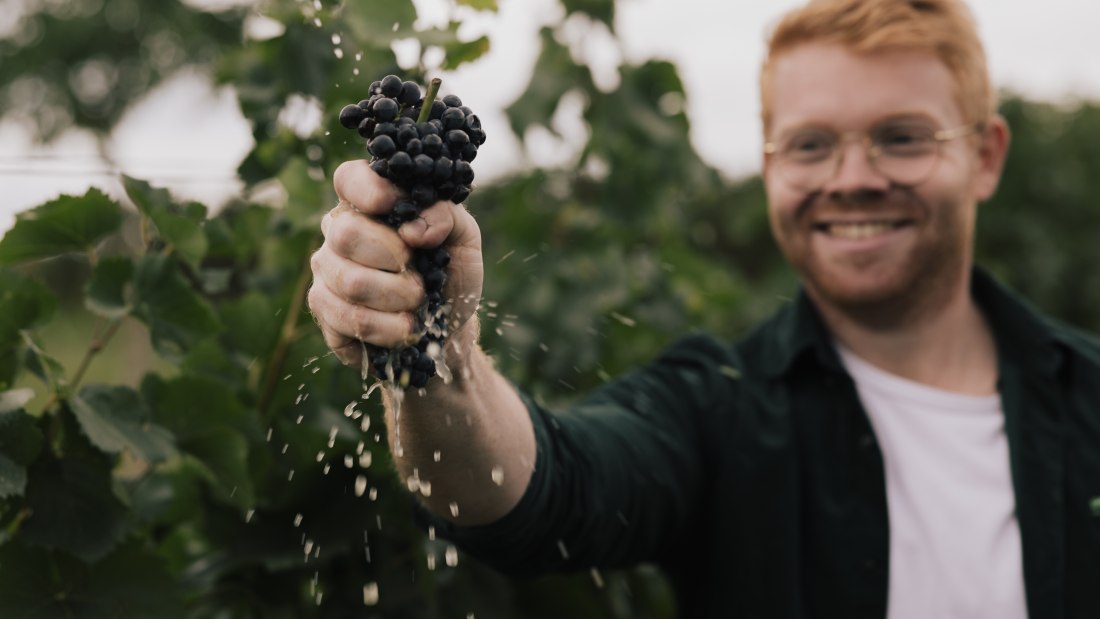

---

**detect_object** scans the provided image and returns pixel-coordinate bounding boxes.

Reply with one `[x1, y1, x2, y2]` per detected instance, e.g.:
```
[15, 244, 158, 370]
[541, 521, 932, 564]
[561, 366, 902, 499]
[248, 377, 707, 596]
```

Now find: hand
[308, 160, 485, 369]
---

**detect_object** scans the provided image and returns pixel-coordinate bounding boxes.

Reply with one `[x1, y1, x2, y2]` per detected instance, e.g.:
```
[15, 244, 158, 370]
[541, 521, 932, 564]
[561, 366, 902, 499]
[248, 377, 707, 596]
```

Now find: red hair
[760, 0, 995, 133]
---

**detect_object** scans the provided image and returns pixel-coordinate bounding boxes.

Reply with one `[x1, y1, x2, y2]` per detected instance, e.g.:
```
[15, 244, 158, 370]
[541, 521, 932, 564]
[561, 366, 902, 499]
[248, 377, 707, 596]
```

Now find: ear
[973, 114, 1011, 202]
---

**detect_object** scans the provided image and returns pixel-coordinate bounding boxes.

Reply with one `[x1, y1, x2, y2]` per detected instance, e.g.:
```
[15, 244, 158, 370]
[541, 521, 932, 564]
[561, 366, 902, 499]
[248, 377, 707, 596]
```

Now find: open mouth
[813, 220, 914, 239]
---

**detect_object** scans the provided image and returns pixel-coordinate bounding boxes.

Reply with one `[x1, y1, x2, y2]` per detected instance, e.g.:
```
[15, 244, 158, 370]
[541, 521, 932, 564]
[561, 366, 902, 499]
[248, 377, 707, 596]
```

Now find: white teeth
[824, 222, 897, 239]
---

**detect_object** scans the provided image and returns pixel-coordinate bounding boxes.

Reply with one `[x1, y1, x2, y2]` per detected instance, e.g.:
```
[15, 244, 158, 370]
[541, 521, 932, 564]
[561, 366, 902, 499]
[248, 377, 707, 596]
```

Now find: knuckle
[327, 223, 357, 256]
[309, 248, 326, 274]
[345, 269, 373, 301]
[306, 281, 331, 317]
[333, 160, 356, 194]
[351, 308, 376, 340]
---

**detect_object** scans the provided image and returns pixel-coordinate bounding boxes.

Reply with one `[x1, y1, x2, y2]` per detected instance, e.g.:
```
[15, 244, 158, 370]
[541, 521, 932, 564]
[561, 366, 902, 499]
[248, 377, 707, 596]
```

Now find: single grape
[396, 125, 418, 148]
[380, 75, 402, 98]
[454, 160, 474, 184]
[387, 151, 413, 178]
[413, 154, 434, 179]
[422, 134, 444, 158]
[451, 185, 471, 204]
[357, 117, 376, 139]
[373, 122, 397, 140]
[370, 159, 389, 178]
[460, 143, 478, 162]
[411, 184, 436, 206]
[394, 200, 419, 222]
[446, 129, 470, 149]
[369, 135, 397, 158]
[373, 97, 399, 123]
[424, 269, 447, 292]
[429, 100, 446, 120]
[399, 81, 421, 106]
[340, 104, 366, 129]
[441, 107, 465, 131]
[432, 157, 453, 183]
[435, 181, 456, 201]
[416, 122, 439, 138]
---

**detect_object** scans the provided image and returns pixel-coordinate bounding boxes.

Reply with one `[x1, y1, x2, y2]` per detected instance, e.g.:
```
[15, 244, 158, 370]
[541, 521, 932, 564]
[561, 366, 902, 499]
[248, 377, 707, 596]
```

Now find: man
[307, 0, 1100, 617]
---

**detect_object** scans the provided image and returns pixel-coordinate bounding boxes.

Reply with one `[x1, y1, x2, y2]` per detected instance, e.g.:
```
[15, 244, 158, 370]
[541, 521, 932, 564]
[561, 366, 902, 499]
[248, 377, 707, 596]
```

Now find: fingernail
[401, 218, 428, 239]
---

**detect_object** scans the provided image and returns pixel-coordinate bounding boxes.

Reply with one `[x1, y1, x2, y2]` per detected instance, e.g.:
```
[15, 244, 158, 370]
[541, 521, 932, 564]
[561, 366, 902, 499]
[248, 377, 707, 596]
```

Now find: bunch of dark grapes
[337, 75, 486, 389]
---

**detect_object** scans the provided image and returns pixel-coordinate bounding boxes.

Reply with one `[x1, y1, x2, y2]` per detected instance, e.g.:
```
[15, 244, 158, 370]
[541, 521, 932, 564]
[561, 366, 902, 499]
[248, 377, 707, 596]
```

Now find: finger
[333, 160, 401, 216]
[397, 200, 455, 249]
[399, 200, 484, 251]
[320, 326, 363, 368]
[311, 250, 423, 312]
[307, 279, 417, 348]
[446, 202, 483, 253]
[321, 206, 411, 272]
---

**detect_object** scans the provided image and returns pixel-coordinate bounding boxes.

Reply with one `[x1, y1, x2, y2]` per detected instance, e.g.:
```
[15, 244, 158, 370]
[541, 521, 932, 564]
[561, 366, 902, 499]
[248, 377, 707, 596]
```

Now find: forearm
[382, 317, 536, 526]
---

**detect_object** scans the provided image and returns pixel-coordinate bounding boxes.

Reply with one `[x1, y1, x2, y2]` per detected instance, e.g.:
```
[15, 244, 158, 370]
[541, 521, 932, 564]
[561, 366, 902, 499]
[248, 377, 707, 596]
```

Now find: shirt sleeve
[417, 332, 734, 574]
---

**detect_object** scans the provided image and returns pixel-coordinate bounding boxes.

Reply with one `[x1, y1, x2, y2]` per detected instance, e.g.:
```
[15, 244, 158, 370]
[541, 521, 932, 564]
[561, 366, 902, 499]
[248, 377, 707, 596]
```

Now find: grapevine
[337, 75, 486, 389]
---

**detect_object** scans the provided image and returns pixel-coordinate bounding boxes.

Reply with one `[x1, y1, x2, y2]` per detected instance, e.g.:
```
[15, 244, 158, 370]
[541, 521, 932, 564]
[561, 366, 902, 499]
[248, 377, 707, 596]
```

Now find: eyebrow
[775, 113, 941, 137]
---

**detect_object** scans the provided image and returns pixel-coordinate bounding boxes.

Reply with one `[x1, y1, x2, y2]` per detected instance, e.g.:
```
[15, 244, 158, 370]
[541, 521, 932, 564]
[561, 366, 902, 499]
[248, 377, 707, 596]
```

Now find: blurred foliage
[1, 0, 1099, 617]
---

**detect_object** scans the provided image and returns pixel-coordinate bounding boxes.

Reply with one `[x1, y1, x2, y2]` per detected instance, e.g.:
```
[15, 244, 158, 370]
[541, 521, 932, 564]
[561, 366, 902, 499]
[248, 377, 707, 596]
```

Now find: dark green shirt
[427, 269, 1100, 618]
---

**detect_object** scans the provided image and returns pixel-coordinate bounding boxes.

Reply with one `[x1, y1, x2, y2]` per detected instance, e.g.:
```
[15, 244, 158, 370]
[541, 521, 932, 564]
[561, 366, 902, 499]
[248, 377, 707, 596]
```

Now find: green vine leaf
[132, 253, 222, 358]
[505, 28, 594, 139]
[561, 0, 615, 30]
[0, 273, 56, 388]
[20, 457, 129, 562]
[457, 0, 498, 10]
[339, 0, 418, 45]
[130, 458, 206, 526]
[71, 385, 177, 464]
[0, 540, 186, 617]
[0, 454, 26, 499]
[123, 176, 209, 272]
[0, 188, 123, 266]
[141, 374, 258, 509]
[182, 429, 254, 510]
[20, 332, 67, 396]
[443, 35, 491, 71]
[85, 256, 135, 319]
[0, 397, 43, 498]
[0, 272, 57, 345]
[0, 388, 34, 414]
[220, 291, 282, 358]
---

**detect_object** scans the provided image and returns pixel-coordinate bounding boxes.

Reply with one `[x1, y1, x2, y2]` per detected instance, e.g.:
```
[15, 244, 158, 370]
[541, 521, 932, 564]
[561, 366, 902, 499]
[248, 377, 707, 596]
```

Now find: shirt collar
[758, 266, 1066, 379]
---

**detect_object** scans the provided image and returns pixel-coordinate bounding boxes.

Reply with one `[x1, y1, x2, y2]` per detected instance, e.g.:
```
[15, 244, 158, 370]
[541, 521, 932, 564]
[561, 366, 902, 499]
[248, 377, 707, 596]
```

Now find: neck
[811, 270, 999, 395]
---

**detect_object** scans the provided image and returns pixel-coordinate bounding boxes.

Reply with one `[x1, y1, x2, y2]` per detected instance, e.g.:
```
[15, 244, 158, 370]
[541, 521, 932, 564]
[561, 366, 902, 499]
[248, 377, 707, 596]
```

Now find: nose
[820, 139, 890, 198]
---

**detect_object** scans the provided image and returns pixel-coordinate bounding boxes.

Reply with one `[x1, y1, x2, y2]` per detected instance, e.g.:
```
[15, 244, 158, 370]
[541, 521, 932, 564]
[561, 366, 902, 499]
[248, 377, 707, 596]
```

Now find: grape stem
[416, 78, 443, 124]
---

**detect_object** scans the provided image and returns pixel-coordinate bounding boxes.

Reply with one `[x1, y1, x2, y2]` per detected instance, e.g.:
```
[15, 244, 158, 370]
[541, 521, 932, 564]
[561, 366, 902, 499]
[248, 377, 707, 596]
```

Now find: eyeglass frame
[762, 120, 983, 191]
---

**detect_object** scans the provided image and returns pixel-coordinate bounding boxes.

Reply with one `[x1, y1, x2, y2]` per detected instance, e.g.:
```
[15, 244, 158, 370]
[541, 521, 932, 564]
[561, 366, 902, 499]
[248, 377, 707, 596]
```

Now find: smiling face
[763, 42, 1006, 322]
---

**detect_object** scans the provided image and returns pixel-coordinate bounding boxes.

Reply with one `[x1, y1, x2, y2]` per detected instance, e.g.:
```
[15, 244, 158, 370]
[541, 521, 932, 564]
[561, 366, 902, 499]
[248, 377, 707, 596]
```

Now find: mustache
[794, 186, 918, 222]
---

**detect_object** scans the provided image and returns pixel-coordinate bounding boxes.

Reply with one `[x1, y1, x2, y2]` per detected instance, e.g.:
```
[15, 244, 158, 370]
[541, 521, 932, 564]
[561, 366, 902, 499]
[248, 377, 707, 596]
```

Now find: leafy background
[1, 0, 1099, 616]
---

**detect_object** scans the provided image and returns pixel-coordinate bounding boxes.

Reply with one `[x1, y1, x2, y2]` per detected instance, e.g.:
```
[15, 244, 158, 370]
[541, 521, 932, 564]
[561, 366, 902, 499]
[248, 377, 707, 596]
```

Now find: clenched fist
[308, 159, 485, 371]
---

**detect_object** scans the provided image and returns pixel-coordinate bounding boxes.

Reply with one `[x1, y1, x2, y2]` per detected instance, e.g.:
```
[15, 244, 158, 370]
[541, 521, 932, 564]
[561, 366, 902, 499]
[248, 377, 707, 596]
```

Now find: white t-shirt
[835, 345, 1028, 619]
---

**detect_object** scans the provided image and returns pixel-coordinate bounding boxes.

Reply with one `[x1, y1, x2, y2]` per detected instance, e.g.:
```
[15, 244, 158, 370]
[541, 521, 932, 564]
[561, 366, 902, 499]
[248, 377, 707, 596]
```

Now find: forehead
[768, 42, 963, 133]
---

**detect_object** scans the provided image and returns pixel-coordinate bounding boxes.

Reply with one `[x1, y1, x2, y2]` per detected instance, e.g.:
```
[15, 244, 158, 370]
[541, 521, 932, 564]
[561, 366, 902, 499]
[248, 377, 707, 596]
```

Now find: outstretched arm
[307, 160, 536, 525]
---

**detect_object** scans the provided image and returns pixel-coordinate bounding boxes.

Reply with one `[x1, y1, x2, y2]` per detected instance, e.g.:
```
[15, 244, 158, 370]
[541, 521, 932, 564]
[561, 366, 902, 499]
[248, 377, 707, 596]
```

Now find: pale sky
[3, 0, 1099, 233]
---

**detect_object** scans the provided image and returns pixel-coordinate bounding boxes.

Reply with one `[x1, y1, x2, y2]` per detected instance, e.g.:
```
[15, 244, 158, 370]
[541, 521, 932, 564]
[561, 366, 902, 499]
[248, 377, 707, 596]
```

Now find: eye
[874, 124, 935, 155]
[782, 131, 834, 161]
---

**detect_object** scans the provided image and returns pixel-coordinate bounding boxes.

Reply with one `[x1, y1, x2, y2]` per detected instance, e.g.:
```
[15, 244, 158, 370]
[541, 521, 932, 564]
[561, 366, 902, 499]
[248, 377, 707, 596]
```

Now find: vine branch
[258, 254, 315, 418]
